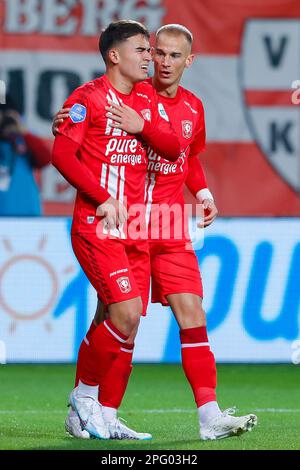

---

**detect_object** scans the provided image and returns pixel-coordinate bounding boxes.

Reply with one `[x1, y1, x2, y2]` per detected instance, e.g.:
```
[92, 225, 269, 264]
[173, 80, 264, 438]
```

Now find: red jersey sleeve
[185, 99, 208, 197]
[185, 154, 208, 197]
[52, 135, 111, 206]
[140, 87, 182, 161]
[57, 86, 92, 145]
[189, 100, 206, 156]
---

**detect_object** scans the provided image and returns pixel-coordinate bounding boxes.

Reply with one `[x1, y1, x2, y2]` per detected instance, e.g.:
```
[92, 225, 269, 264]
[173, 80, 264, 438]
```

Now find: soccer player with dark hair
[54, 23, 257, 441]
[52, 20, 182, 440]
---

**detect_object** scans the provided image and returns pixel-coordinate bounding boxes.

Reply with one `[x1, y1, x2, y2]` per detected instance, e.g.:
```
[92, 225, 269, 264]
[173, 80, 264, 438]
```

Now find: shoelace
[206, 406, 237, 428]
[110, 417, 134, 439]
[113, 417, 128, 431]
[91, 400, 105, 420]
[221, 406, 237, 417]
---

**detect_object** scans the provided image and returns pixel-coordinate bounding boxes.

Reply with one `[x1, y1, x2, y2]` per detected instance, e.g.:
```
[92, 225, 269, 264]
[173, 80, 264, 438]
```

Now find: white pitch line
[130, 408, 300, 414]
[0, 410, 66, 415]
[0, 408, 300, 415]
[253, 408, 300, 413]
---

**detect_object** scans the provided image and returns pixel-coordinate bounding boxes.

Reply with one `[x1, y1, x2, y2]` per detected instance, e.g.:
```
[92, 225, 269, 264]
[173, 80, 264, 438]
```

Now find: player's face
[115, 34, 152, 83]
[153, 32, 194, 88]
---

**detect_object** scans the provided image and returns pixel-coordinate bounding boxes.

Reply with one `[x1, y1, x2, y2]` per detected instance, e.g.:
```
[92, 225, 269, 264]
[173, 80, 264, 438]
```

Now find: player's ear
[185, 53, 195, 69]
[108, 48, 120, 65]
[150, 46, 155, 60]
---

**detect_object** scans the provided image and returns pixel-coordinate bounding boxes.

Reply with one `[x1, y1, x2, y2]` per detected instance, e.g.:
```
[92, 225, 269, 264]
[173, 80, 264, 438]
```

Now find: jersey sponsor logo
[117, 276, 131, 294]
[158, 103, 169, 121]
[105, 137, 145, 166]
[105, 138, 138, 156]
[182, 120, 193, 139]
[136, 92, 151, 102]
[184, 101, 198, 114]
[110, 154, 143, 165]
[69, 103, 87, 123]
[141, 109, 151, 121]
[110, 268, 129, 278]
[147, 150, 178, 175]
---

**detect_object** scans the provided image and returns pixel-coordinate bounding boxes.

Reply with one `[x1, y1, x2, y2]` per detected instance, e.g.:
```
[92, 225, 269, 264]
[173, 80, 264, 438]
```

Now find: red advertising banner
[1, 0, 300, 215]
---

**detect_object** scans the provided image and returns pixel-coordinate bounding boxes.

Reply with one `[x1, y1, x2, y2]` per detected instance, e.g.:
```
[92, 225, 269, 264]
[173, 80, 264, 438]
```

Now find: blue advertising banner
[0, 218, 299, 363]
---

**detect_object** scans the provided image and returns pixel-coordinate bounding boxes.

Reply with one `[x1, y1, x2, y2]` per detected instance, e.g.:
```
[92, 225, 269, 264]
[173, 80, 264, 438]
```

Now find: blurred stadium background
[0, 0, 300, 368]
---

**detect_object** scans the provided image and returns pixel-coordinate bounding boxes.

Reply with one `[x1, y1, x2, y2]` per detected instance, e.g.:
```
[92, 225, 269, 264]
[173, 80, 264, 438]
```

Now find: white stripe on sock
[181, 342, 210, 348]
[104, 321, 127, 343]
[83, 336, 89, 346]
[120, 347, 133, 353]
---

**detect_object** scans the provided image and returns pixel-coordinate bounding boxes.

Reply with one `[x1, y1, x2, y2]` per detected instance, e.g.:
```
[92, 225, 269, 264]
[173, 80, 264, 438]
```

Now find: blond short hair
[156, 24, 193, 45]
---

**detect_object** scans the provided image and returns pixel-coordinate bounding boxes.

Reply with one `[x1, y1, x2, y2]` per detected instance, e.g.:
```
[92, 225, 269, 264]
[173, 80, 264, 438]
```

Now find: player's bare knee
[173, 296, 207, 329]
[185, 298, 206, 326]
[176, 305, 206, 329]
[188, 303, 206, 327]
[120, 297, 142, 331]
[124, 311, 141, 332]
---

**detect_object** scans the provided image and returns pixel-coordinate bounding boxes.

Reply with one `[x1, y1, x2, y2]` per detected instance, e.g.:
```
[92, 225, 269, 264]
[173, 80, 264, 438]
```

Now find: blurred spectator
[0, 97, 51, 216]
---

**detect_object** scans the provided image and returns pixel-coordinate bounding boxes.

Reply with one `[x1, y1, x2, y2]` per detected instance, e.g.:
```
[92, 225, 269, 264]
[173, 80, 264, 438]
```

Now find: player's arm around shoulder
[141, 84, 182, 161]
[52, 81, 97, 142]
[103, 84, 182, 161]
[52, 108, 70, 135]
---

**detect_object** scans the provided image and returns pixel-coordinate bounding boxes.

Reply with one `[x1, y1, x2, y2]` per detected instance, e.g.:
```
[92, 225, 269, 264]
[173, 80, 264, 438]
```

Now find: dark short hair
[99, 20, 150, 63]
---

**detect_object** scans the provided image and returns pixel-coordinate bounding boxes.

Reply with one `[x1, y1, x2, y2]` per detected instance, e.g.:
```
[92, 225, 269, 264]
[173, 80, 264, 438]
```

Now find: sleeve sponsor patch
[158, 103, 169, 122]
[69, 103, 87, 123]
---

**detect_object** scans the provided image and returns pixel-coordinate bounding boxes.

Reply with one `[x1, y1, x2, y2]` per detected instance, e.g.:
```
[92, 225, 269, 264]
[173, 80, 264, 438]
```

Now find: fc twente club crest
[182, 120, 193, 139]
[117, 277, 132, 294]
[141, 109, 151, 121]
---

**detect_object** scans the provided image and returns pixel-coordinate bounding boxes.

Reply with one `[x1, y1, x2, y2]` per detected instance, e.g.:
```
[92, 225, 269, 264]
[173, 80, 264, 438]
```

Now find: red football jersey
[145, 79, 206, 243]
[57, 75, 181, 239]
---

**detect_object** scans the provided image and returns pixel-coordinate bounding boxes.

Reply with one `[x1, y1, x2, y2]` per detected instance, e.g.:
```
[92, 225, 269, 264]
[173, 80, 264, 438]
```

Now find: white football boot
[200, 407, 258, 441]
[65, 407, 90, 439]
[65, 403, 152, 440]
[106, 417, 152, 440]
[68, 387, 109, 439]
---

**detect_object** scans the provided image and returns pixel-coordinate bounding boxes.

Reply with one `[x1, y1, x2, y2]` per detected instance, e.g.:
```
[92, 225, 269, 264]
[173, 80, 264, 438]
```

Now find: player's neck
[106, 70, 134, 95]
[152, 77, 180, 98]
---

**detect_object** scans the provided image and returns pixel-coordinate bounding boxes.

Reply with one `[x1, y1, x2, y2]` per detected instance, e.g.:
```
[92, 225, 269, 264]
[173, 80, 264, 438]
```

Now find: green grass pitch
[0, 364, 299, 450]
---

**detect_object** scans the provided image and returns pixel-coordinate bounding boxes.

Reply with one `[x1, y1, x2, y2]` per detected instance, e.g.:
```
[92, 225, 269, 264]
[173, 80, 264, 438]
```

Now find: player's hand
[105, 101, 144, 134]
[197, 199, 218, 228]
[97, 196, 128, 230]
[52, 108, 70, 136]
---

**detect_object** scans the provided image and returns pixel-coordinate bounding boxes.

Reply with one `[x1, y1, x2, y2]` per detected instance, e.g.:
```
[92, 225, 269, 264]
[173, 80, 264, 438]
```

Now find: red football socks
[74, 320, 97, 387]
[99, 343, 134, 408]
[180, 326, 217, 407]
[79, 319, 129, 387]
